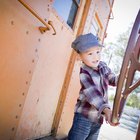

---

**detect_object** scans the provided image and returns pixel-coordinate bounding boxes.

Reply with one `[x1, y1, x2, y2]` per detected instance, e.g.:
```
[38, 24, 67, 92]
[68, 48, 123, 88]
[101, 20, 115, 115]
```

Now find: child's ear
[76, 54, 81, 61]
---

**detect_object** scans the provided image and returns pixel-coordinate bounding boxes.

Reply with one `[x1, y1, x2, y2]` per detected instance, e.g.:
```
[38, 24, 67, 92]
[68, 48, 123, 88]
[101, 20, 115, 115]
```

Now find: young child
[68, 33, 118, 140]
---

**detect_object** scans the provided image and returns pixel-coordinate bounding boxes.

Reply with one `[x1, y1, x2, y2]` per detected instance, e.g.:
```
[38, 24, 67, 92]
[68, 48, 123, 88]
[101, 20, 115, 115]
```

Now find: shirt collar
[81, 61, 104, 75]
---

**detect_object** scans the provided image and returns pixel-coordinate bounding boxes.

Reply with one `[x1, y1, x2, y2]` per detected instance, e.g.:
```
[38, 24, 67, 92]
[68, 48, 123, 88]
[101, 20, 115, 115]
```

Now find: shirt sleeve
[101, 62, 118, 86]
[80, 72, 110, 112]
[108, 73, 118, 86]
[107, 67, 118, 86]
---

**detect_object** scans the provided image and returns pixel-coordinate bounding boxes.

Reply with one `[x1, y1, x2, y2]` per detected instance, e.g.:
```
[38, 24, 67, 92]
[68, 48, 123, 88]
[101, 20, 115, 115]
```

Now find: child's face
[79, 46, 102, 69]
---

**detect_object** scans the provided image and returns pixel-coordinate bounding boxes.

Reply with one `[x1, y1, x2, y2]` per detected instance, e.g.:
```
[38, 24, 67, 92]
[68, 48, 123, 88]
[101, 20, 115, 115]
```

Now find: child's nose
[94, 54, 99, 59]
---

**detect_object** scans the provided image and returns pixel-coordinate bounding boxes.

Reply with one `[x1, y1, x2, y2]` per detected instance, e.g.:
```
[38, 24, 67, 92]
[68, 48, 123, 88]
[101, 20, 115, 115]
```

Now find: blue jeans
[68, 113, 101, 140]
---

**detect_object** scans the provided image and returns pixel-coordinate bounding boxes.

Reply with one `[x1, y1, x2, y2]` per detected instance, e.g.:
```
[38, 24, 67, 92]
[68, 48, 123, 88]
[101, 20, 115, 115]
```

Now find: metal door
[0, 0, 85, 139]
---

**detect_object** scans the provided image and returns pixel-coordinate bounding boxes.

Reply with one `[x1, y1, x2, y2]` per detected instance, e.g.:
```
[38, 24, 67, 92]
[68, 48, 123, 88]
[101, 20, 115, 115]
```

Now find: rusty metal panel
[0, 0, 45, 139]
[15, 2, 75, 140]
[0, 0, 75, 140]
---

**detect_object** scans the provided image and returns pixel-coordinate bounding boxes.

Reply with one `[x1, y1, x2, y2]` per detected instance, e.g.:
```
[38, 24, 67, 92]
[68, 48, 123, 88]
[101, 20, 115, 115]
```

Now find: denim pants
[68, 113, 101, 140]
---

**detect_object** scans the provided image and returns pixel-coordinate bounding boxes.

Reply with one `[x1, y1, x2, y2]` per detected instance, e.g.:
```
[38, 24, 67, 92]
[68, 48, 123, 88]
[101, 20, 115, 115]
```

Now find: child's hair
[71, 33, 103, 53]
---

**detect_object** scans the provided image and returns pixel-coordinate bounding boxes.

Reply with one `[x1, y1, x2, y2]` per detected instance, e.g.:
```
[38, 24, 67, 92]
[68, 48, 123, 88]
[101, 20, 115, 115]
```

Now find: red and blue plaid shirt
[75, 61, 117, 124]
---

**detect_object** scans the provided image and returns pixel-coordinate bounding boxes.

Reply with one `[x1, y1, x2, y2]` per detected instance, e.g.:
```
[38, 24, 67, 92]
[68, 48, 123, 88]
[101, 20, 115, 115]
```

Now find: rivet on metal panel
[11, 21, 14, 25]
[26, 31, 29, 34]
[36, 98, 39, 103]
[38, 38, 41, 42]
[35, 49, 38, 52]
[32, 59, 35, 63]
[11, 127, 15, 131]
[29, 70, 32, 74]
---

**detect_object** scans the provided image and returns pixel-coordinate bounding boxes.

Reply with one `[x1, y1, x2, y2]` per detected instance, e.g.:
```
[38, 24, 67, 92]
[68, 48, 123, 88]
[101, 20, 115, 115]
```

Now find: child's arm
[101, 61, 118, 86]
[80, 72, 110, 116]
[108, 73, 118, 86]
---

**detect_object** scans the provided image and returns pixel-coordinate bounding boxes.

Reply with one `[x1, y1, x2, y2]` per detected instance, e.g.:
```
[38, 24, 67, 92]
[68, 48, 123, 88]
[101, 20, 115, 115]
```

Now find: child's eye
[88, 53, 92, 55]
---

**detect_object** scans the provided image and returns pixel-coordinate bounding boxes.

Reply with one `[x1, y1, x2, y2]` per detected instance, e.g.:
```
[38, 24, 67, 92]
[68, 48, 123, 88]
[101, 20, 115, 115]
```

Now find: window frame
[92, 12, 103, 39]
[52, 0, 81, 30]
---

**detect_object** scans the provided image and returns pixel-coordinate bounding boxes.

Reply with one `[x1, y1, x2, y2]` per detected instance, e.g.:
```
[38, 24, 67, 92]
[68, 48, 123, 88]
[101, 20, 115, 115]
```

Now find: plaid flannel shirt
[75, 61, 117, 124]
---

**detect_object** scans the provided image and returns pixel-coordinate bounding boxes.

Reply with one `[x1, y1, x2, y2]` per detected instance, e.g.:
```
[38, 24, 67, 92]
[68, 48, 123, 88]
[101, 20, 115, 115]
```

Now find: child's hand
[103, 108, 112, 124]
[103, 108, 119, 126]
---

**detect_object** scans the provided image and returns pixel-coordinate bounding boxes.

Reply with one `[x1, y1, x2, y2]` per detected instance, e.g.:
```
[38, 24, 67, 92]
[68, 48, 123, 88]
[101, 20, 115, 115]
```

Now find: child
[68, 33, 118, 140]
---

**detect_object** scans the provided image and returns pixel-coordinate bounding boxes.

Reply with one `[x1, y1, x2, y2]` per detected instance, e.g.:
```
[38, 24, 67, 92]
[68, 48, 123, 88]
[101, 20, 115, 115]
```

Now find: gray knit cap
[71, 33, 103, 53]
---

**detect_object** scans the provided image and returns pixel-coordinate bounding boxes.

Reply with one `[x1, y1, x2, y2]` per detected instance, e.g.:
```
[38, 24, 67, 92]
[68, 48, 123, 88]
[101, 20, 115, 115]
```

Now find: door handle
[39, 21, 56, 35]
[48, 21, 56, 35]
[18, 0, 56, 35]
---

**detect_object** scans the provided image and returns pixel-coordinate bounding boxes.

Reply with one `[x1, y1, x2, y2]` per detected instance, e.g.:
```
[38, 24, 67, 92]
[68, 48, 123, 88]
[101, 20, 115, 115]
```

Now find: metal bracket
[39, 21, 56, 35]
